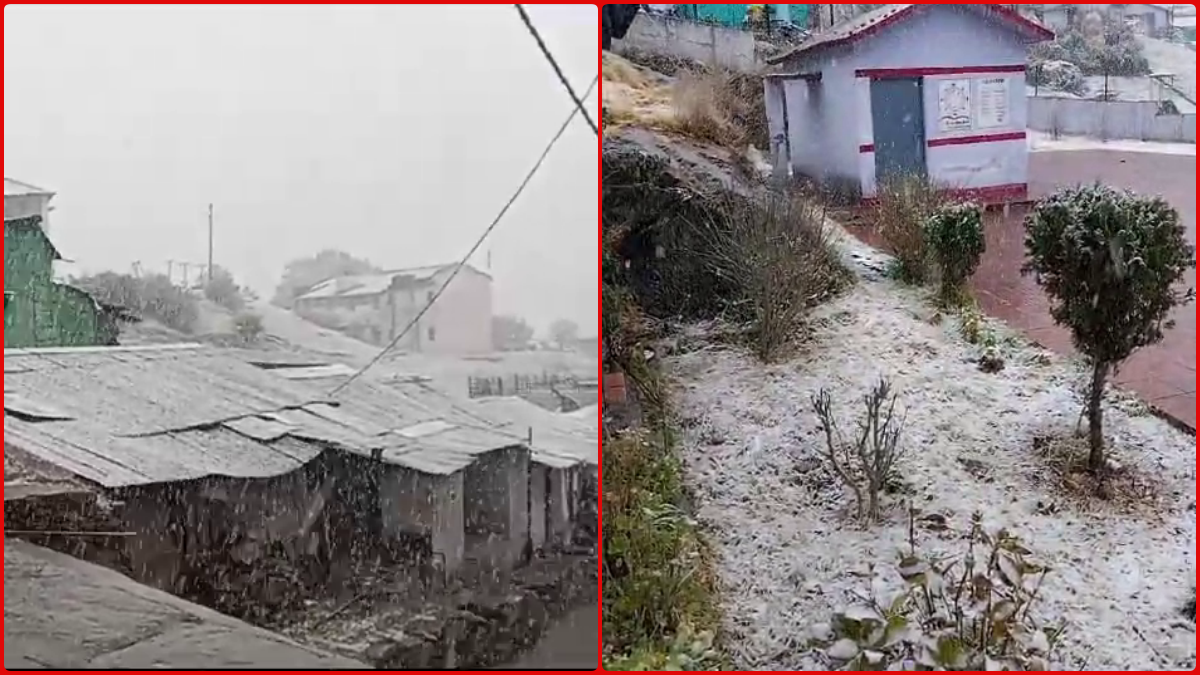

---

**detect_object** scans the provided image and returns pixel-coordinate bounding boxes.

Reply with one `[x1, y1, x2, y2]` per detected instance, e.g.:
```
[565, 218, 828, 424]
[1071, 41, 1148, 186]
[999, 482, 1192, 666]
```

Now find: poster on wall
[938, 79, 972, 132]
[974, 77, 1010, 129]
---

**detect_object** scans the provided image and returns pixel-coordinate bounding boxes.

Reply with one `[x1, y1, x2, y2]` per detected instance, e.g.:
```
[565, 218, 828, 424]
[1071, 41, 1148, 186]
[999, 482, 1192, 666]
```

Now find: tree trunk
[1087, 361, 1109, 472]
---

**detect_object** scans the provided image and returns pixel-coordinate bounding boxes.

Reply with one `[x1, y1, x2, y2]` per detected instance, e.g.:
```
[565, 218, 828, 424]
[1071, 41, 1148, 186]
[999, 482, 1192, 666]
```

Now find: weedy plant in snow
[817, 512, 1060, 671]
[811, 377, 906, 525]
[925, 202, 985, 309]
[1023, 185, 1196, 473]
[875, 175, 949, 285]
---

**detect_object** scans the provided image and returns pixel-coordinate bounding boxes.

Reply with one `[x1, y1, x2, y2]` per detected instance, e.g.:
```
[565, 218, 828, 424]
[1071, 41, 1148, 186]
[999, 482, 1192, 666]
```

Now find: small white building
[763, 4, 1054, 203]
[4, 178, 54, 225]
[1038, 4, 1173, 35]
[294, 263, 494, 354]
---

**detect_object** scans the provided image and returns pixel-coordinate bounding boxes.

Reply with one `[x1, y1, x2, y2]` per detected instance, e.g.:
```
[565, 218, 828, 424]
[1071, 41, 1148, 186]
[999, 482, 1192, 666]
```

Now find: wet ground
[847, 148, 1196, 430]
[507, 605, 598, 669]
[974, 150, 1196, 430]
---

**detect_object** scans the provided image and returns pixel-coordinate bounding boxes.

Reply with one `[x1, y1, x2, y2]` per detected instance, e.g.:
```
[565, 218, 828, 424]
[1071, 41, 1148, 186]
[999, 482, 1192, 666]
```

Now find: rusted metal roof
[2, 344, 523, 487]
[767, 4, 1055, 65]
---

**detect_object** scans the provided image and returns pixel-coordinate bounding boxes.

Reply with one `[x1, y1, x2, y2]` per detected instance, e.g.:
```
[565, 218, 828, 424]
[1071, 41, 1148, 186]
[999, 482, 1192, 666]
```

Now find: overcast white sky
[4, 4, 598, 334]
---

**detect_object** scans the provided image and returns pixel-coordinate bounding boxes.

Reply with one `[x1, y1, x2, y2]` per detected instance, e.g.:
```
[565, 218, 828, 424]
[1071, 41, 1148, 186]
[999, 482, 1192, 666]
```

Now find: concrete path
[971, 148, 1196, 430]
[4, 539, 366, 670]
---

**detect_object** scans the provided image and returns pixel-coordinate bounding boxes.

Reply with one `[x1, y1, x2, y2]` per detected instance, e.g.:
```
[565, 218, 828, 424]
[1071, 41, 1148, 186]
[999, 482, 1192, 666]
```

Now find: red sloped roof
[766, 4, 1055, 65]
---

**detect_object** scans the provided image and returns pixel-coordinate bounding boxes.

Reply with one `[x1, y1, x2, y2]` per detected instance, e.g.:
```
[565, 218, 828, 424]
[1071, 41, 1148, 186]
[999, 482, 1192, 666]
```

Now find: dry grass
[1032, 433, 1164, 515]
[873, 175, 951, 285]
[670, 71, 745, 147]
[603, 52, 766, 151]
[693, 192, 852, 362]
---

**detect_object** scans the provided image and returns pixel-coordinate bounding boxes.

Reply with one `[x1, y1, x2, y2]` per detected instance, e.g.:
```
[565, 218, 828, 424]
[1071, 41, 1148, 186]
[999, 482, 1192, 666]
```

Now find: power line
[514, 4, 599, 136]
[328, 75, 600, 397]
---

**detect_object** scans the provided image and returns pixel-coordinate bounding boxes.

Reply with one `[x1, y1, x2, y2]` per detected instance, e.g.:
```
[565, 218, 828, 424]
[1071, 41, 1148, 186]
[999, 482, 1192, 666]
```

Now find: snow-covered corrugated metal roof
[296, 263, 491, 301]
[2, 344, 522, 486]
[4, 178, 53, 197]
[767, 4, 1055, 65]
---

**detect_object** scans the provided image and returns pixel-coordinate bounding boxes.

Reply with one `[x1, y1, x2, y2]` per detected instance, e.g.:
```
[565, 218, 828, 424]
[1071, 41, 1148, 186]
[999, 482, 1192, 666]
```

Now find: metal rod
[207, 203, 214, 282]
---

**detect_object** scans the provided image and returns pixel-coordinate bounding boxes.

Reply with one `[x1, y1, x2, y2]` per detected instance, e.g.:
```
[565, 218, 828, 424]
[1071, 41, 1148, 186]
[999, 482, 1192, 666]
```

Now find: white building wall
[778, 5, 1038, 199]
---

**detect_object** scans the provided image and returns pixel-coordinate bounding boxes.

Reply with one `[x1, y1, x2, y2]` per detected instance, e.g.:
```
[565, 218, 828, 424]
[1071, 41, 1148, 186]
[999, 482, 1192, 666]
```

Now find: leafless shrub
[874, 175, 950, 285]
[811, 378, 906, 525]
[696, 191, 851, 362]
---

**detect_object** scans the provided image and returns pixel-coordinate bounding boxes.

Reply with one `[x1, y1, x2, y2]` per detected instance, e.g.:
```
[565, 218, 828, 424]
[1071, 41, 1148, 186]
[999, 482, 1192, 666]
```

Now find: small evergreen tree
[1023, 185, 1195, 471]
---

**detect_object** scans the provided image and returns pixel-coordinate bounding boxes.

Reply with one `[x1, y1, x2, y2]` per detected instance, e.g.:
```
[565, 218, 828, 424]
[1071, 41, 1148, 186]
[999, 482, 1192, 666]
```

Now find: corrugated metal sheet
[4, 178, 52, 197]
[273, 364, 359, 380]
[465, 397, 597, 466]
[2, 344, 521, 488]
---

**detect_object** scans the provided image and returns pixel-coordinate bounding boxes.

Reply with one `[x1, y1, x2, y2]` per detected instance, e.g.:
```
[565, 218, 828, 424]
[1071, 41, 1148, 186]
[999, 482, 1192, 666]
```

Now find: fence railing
[466, 373, 598, 399]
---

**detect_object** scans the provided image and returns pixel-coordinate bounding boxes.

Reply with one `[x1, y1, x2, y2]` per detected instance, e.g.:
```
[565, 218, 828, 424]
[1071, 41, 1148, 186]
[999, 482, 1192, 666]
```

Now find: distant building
[1036, 4, 1174, 35]
[293, 263, 493, 355]
[4, 178, 54, 225]
[4, 180, 124, 347]
[765, 4, 1053, 203]
[668, 4, 812, 28]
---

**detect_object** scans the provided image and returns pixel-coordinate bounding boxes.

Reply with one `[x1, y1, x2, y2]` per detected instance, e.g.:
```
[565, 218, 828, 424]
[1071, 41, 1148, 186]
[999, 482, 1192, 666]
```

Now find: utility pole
[207, 203, 214, 283]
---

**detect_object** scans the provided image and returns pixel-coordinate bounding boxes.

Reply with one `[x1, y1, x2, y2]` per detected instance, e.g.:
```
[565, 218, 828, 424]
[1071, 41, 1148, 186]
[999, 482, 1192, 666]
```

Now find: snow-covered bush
[811, 377, 906, 525]
[1023, 185, 1196, 472]
[1027, 59, 1085, 94]
[925, 202, 985, 308]
[1029, 21, 1150, 77]
[816, 512, 1060, 671]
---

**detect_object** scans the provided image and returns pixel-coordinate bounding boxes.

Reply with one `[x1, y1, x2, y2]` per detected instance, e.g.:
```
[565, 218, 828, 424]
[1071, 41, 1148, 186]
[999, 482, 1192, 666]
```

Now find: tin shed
[764, 4, 1053, 202]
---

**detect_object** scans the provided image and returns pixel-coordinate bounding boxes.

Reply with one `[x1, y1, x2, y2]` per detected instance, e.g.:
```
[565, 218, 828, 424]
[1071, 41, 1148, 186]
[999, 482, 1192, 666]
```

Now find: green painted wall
[677, 4, 810, 27]
[4, 216, 118, 348]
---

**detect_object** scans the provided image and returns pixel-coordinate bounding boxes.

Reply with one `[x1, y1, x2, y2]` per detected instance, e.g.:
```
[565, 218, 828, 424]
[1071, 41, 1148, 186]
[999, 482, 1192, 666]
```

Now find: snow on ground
[666, 272, 1196, 670]
[1028, 130, 1197, 156]
[1139, 36, 1197, 100]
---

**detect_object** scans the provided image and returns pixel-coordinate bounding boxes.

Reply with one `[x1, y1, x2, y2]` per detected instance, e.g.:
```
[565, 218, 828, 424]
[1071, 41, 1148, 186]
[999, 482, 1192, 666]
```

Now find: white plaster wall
[778, 5, 1040, 197]
[614, 13, 759, 71]
[1029, 96, 1198, 143]
[530, 464, 548, 551]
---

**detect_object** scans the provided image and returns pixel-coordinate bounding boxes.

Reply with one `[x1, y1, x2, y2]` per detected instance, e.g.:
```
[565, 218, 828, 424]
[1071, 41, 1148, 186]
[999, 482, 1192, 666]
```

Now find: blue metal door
[870, 78, 926, 181]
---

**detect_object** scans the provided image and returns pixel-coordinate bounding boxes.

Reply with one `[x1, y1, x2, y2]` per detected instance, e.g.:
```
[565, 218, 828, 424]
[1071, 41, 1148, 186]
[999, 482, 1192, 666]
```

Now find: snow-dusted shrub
[817, 512, 1060, 671]
[1027, 59, 1085, 94]
[925, 201, 985, 308]
[1023, 185, 1195, 472]
[811, 377, 906, 525]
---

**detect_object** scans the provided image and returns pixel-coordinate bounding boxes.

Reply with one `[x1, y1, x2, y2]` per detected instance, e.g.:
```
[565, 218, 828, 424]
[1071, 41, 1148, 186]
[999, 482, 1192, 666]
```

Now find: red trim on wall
[855, 64, 1026, 78]
[862, 183, 1029, 207]
[927, 131, 1027, 147]
[861, 131, 1026, 153]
